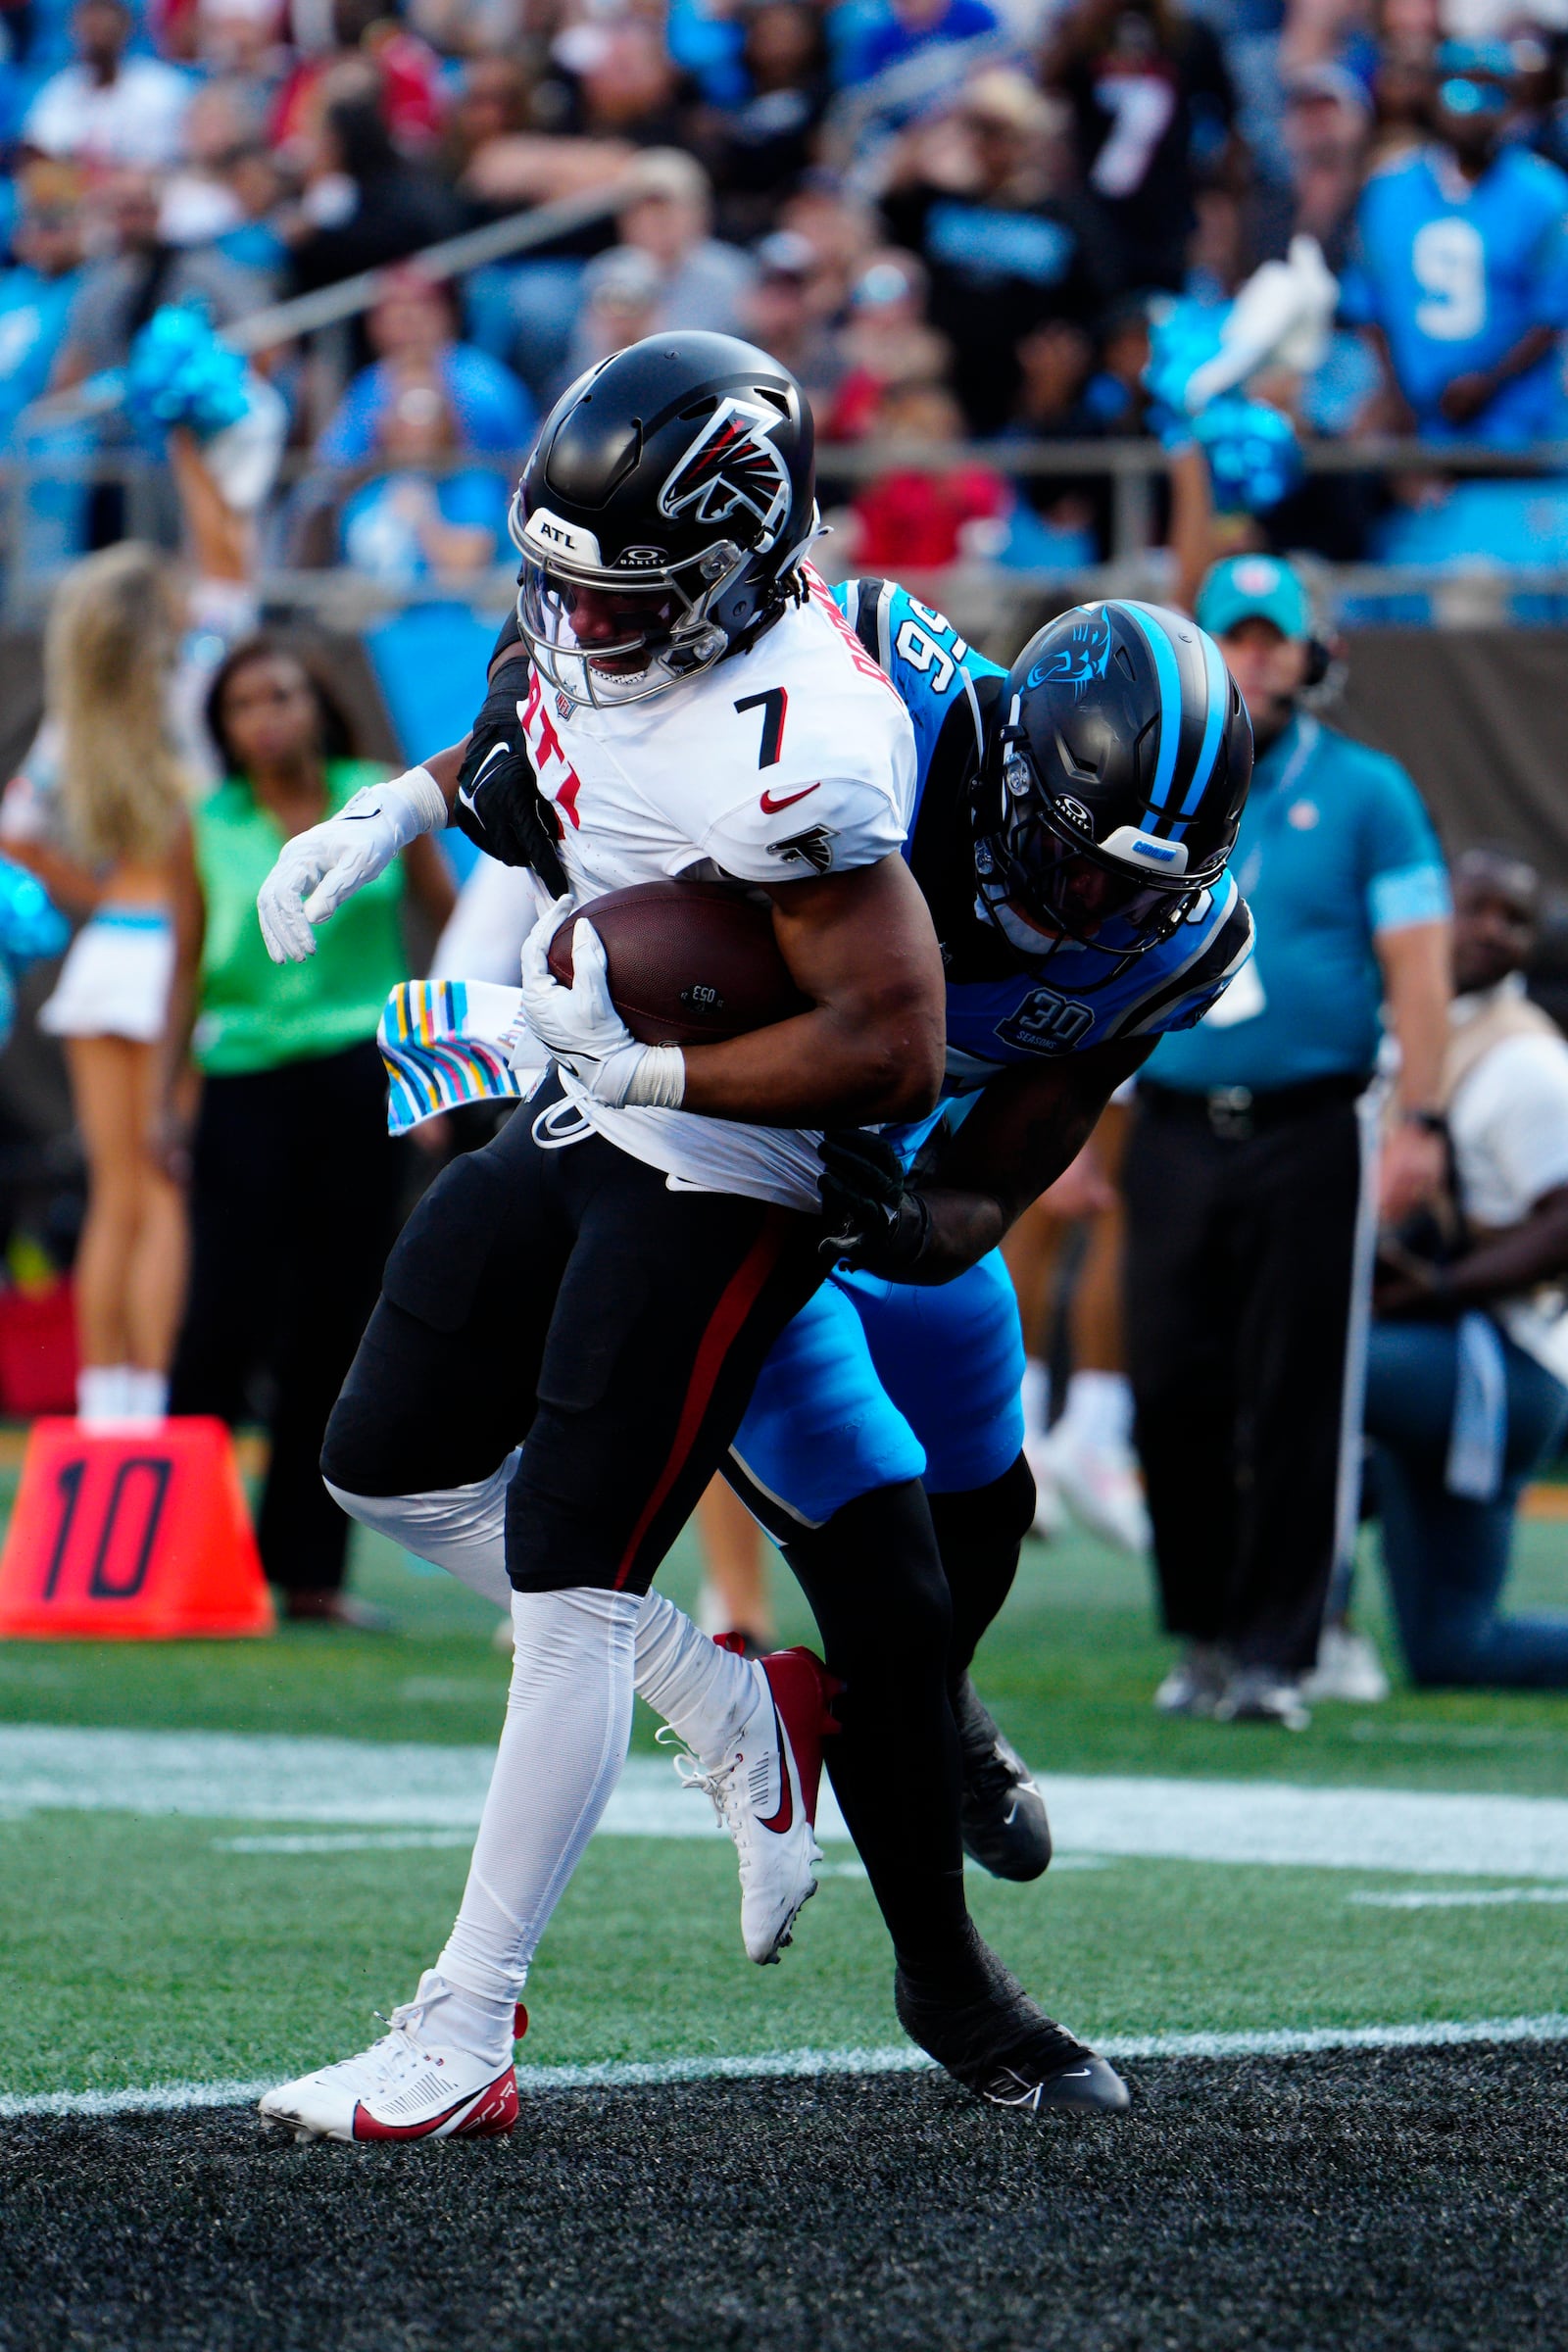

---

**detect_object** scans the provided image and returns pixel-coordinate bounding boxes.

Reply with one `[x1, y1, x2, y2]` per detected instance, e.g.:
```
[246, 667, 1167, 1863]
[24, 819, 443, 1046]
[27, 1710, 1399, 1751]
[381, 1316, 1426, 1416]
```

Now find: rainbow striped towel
[379, 979, 540, 1135]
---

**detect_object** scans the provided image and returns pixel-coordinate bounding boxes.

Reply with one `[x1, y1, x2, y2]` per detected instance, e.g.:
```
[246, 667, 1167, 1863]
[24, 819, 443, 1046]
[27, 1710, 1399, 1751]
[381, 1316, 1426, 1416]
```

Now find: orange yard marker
[0, 1417, 274, 1640]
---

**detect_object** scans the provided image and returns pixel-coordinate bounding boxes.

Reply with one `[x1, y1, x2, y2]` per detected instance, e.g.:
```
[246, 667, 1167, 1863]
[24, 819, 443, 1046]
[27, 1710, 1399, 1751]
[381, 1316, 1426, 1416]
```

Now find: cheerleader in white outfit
[4, 543, 193, 1427]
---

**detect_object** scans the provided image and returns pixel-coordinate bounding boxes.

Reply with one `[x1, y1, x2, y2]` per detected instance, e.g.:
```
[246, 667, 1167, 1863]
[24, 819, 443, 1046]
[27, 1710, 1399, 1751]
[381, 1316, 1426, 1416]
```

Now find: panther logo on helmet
[1025, 611, 1113, 698]
[659, 396, 792, 538]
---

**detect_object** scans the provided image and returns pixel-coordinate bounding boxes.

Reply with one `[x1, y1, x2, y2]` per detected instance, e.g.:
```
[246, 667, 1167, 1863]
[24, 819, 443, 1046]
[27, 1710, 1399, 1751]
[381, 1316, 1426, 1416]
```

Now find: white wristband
[388, 764, 449, 842]
[622, 1046, 686, 1108]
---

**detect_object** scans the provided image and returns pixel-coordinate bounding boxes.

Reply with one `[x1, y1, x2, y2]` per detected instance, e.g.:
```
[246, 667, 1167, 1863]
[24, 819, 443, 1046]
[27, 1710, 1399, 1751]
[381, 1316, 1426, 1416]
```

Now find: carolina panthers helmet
[511, 331, 817, 709]
[973, 600, 1252, 963]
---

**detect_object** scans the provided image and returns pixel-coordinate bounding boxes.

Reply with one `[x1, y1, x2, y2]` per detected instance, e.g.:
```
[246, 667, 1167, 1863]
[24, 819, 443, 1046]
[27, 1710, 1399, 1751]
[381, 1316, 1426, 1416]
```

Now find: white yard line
[7, 2012, 1568, 2120]
[1350, 1886, 1568, 1910]
[7, 1722, 1568, 1877]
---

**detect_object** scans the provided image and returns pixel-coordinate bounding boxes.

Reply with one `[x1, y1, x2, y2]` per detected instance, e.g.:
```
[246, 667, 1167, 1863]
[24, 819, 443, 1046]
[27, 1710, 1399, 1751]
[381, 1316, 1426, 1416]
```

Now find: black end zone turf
[4, 2045, 1567, 2352]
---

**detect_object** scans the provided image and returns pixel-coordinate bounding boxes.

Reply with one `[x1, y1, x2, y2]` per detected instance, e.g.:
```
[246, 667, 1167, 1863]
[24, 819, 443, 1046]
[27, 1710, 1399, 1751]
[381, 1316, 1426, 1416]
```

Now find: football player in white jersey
[250, 334, 952, 2142]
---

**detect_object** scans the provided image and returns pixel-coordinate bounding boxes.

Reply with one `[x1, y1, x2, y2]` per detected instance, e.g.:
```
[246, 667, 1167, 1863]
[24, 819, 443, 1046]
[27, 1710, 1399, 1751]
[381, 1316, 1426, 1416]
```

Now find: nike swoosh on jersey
[756, 1699, 795, 1835]
[760, 782, 821, 815]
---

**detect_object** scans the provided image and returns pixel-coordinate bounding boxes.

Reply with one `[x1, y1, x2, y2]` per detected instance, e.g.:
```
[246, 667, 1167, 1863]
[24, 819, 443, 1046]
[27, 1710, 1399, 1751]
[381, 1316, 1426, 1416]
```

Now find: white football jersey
[513, 567, 919, 1207]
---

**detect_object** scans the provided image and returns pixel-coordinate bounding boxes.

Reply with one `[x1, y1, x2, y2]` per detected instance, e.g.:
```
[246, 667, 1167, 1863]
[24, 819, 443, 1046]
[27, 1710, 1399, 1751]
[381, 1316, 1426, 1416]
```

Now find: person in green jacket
[164, 634, 455, 1626]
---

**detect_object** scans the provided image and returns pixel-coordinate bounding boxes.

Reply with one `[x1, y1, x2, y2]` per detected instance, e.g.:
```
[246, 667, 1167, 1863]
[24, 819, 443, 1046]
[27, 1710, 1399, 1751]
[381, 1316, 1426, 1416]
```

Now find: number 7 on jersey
[735, 688, 788, 769]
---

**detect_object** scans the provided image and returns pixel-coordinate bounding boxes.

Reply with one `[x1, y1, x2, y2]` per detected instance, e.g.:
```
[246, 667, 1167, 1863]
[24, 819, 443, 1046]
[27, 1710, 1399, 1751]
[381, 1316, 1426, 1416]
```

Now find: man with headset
[1125, 554, 1451, 1729]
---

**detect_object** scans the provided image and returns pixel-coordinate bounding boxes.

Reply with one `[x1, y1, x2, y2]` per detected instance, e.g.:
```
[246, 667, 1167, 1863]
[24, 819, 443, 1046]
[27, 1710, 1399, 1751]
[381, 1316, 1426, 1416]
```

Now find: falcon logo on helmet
[659, 397, 792, 540]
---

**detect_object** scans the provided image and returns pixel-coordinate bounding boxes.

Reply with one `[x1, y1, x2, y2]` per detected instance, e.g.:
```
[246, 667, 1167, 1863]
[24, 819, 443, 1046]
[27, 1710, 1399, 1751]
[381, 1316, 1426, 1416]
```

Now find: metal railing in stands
[21, 177, 638, 426]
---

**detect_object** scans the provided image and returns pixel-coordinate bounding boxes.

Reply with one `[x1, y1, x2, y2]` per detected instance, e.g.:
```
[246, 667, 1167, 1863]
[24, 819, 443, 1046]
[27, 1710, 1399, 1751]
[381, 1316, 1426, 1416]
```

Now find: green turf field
[5, 1489, 1568, 2109]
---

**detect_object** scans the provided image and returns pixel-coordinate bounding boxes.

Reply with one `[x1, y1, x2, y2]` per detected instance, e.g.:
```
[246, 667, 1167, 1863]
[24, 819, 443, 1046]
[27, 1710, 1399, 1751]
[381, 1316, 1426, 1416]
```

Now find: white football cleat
[671, 1642, 840, 1965]
[258, 1973, 525, 2144]
[1043, 1426, 1151, 1556]
[1021, 1432, 1066, 1541]
[1300, 1624, 1391, 1704]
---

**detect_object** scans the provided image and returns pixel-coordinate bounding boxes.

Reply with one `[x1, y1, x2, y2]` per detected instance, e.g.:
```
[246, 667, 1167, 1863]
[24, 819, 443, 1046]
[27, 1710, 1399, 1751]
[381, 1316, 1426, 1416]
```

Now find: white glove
[257, 766, 448, 964]
[517, 897, 684, 1109]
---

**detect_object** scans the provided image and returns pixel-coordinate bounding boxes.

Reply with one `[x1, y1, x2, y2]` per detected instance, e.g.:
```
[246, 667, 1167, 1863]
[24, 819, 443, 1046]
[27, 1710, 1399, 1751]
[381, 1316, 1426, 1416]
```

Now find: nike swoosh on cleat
[755, 1699, 795, 1836]
[759, 783, 820, 815]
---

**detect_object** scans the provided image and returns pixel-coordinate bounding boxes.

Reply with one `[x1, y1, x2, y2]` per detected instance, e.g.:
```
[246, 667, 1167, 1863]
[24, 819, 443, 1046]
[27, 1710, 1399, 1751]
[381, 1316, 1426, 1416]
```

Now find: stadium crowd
[6, 0, 1568, 581]
[2, 0, 1568, 1711]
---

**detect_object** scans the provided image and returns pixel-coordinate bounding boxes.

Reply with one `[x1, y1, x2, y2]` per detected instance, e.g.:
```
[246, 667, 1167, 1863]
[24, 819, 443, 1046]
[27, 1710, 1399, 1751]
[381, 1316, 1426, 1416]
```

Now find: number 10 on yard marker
[0, 1418, 274, 1641]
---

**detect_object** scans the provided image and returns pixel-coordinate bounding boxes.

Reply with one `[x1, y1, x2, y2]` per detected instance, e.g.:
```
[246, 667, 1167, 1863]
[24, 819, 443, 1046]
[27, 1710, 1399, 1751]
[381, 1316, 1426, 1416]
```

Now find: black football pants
[170, 1040, 401, 1594]
[1124, 1086, 1371, 1677]
[322, 1080, 825, 1597]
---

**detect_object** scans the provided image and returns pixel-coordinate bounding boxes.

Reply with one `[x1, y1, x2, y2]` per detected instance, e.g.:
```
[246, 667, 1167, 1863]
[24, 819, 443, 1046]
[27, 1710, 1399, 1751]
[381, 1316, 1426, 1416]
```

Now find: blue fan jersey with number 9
[725, 578, 1254, 1536]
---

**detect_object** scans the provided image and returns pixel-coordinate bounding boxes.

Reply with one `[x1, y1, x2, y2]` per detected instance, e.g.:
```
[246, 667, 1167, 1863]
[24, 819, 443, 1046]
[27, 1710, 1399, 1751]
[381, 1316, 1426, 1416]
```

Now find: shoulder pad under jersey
[1118, 890, 1256, 1039]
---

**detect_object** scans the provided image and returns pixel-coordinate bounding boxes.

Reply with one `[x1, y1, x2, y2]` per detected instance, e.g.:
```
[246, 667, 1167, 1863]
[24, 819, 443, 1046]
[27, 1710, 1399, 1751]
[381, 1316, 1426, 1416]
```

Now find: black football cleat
[896, 1953, 1130, 2118]
[954, 1675, 1053, 1882]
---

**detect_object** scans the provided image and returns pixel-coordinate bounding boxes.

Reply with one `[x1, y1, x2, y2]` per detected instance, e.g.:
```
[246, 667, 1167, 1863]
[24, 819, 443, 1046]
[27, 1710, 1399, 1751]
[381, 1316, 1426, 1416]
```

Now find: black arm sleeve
[448, 652, 569, 897]
[490, 605, 524, 665]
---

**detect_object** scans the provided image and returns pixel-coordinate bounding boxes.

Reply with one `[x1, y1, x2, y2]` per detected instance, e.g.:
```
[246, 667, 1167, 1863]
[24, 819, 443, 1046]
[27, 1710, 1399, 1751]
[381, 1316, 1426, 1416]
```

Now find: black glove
[818, 1129, 933, 1274]
[449, 654, 568, 897]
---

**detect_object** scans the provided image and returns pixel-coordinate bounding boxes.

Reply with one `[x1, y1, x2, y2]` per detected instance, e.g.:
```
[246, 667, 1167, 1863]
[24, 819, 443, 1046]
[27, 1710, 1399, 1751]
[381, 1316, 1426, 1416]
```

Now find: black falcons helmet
[974, 600, 1252, 964]
[510, 330, 817, 709]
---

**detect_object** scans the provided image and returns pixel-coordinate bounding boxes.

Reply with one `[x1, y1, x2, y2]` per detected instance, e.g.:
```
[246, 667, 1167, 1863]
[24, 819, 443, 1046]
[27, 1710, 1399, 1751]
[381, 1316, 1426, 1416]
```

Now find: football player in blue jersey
[708, 584, 1252, 2109]
[429, 581, 1253, 2119]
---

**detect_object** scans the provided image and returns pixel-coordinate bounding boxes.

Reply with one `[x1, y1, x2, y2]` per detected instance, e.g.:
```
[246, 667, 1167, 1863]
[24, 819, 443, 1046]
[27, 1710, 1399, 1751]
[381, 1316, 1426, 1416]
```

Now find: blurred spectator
[271, 0, 445, 162]
[821, 248, 951, 439]
[1342, 39, 1568, 442]
[157, 81, 280, 275]
[1281, 61, 1371, 270]
[778, 179, 879, 309]
[437, 50, 534, 186]
[1368, 848, 1568, 1690]
[881, 70, 1124, 434]
[826, 0, 1004, 166]
[564, 148, 755, 375]
[1043, 0, 1237, 292]
[1079, 290, 1153, 431]
[539, 18, 702, 147]
[1127, 554, 1451, 1731]
[695, 1476, 775, 1654]
[1000, 317, 1107, 553]
[194, 0, 290, 93]
[0, 163, 85, 440]
[316, 265, 534, 464]
[698, 0, 829, 244]
[284, 64, 462, 304]
[164, 634, 455, 1626]
[338, 380, 509, 584]
[21, 0, 192, 171]
[52, 168, 267, 387]
[740, 228, 844, 411]
[847, 376, 1007, 565]
[1004, 1102, 1151, 1552]
[568, 244, 662, 377]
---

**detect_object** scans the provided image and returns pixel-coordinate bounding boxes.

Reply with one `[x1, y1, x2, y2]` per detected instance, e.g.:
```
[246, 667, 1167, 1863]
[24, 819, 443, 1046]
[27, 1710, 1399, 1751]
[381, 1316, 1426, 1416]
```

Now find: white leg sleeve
[325, 1464, 516, 1610]
[633, 1589, 758, 1769]
[437, 1585, 637, 2016]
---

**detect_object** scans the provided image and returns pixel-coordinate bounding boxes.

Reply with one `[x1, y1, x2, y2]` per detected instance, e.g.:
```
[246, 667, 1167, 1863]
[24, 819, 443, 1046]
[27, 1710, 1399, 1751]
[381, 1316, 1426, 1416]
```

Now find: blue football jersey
[1341, 144, 1568, 440]
[831, 576, 1253, 1120]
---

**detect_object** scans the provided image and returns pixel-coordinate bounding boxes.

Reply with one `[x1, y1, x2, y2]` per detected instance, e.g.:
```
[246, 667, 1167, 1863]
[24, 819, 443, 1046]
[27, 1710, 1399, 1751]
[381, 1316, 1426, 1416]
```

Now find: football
[548, 878, 808, 1048]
